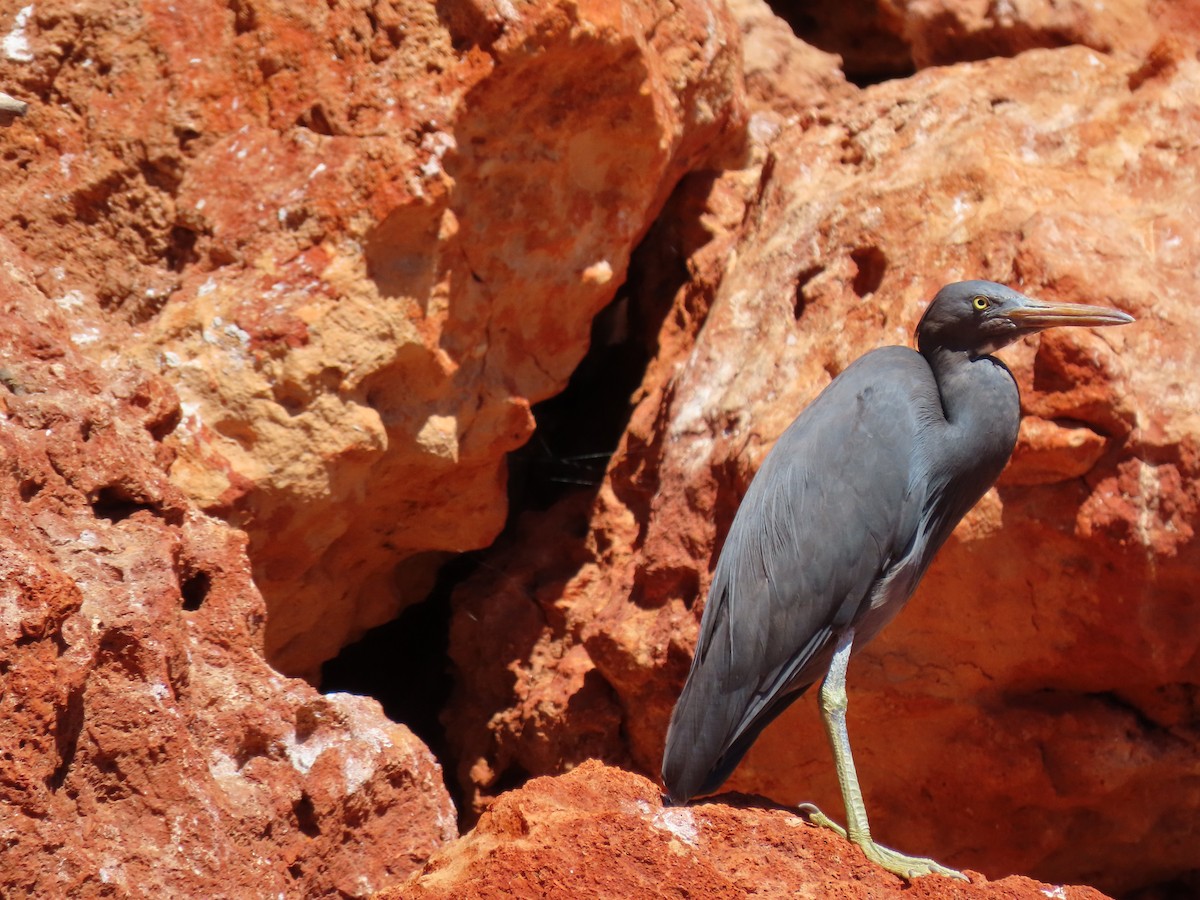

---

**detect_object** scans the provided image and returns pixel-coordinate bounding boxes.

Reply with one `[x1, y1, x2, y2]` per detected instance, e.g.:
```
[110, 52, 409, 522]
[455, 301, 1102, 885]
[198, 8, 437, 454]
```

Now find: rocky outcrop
[443, 4, 1200, 896]
[0, 0, 747, 893]
[394, 759, 1113, 900]
[0, 0, 745, 678]
[0, 240, 454, 897]
[3, 0, 1199, 896]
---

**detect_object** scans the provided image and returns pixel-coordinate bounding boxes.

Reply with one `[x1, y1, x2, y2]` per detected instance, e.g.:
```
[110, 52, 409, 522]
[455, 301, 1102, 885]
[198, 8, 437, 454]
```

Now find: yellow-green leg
[801, 628, 967, 882]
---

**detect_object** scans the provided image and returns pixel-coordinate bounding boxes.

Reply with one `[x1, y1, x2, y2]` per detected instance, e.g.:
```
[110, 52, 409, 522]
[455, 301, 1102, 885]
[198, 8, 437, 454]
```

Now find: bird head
[916, 280, 1134, 356]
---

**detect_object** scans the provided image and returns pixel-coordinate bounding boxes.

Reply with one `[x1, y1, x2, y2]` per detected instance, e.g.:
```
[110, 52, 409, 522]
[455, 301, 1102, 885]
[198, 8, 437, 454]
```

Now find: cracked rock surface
[0, 241, 455, 897]
[0, 0, 745, 679]
[2, 0, 1200, 897]
[394, 760, 1113, 900]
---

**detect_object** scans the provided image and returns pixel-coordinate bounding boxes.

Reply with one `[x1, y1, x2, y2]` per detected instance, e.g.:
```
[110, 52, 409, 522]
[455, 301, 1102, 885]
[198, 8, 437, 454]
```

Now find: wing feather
[662, 347, 937, 802]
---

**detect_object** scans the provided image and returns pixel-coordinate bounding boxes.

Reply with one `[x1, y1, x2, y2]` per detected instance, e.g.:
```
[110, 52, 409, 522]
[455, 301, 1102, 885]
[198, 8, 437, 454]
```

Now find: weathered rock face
[443, 5, 1200, 896]
[0, 0, 751, 892]
[0, 240, 454, 897]
[0, 0, 745, 678]
[393, 759, 1114, 900]
[5, 0, 1200, 895]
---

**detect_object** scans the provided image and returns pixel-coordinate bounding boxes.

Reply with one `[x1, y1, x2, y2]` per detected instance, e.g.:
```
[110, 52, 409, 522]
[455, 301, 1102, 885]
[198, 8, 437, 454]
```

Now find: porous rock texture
[443, 2, 1200, 897]
[394, 760, 1113, 900]
[0, 0, 744, 895]
[4, 0, 1200, 897]
[0, 0, 745, 678]
[0, 241, 454, 897]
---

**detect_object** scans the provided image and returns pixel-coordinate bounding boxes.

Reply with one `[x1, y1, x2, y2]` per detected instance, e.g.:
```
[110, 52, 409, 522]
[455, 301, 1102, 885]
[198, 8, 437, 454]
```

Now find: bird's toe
[859, 840, 969, 882]
[796, 803, 848, 839]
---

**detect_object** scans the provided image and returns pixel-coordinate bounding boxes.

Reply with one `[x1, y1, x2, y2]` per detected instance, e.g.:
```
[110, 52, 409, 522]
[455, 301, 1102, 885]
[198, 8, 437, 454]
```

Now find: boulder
[394, 759, 1113, 900]
[0, 0, 746, 678]
[443, 9, 1200, 894]
[0, 240, 454, 897]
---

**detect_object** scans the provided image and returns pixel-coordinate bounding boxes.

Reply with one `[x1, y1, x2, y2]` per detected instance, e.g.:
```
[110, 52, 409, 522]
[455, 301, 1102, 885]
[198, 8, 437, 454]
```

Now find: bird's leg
[807, 628, 968, 882]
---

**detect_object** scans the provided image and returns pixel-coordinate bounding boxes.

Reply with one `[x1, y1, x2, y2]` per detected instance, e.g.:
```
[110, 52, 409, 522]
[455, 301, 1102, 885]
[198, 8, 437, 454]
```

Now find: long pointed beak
[1006, 300, 1135, 330]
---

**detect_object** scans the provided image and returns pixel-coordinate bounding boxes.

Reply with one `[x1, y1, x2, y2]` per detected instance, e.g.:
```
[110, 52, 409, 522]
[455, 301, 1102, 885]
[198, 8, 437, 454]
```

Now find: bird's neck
[924, 346, 1017, 428]
[922, 344, 1022, 495]
[917, 345, 1022, 549]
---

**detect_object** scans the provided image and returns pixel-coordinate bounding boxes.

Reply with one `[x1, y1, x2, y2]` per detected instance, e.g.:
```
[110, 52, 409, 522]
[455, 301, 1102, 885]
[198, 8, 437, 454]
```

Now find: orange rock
[0, 240, 454, 897]
[4, 0, 1199, 895]
[443, 10, 1200, 896]
[0, 0, 746, 678]
[393, 759, 1113, 900]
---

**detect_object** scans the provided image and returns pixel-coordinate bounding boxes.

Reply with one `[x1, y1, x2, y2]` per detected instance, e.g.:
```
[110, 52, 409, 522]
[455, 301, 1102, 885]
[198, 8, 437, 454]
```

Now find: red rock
[5, 0, 1199, 895]
[0, 240, 454, 897]
[443, 11, 1200, 896]
[0, 0, 745, 678]
[393, 760, 1113, 900]
[0, 0, 751, 889]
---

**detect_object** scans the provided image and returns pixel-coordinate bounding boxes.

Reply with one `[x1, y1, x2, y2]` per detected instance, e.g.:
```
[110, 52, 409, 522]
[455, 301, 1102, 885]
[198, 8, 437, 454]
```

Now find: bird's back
[661, 346, 965, 803]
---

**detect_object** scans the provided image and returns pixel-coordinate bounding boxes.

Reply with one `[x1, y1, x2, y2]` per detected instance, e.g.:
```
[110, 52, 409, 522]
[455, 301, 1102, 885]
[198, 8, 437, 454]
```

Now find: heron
[661, 280, 1133, 880]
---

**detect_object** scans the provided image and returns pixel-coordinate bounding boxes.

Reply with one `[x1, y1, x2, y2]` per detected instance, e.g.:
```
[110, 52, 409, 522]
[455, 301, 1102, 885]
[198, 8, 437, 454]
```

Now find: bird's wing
[662, 347, 938, 801]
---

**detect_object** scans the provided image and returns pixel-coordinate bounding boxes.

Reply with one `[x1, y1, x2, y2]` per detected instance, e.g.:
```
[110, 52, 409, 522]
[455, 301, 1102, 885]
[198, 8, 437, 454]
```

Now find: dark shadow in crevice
[292, 792, 321, 838]
[505, 290, 652, 514]
[90, 483, 184, 526]
[47, 684, 85, 792]
[320, 553, 478, 820]
[767, 0, 916, 87]
[1123, 872, 1200, 900]
[318, 276, 658, 821]
[180, 569, 212, 612]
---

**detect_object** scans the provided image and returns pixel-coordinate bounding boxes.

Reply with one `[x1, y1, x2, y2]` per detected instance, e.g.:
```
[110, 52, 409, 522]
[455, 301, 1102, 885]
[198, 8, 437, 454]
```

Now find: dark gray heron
[661, 280, 1133, 880]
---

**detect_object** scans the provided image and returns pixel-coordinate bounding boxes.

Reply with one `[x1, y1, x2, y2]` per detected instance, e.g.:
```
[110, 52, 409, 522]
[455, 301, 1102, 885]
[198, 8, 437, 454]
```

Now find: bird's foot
[795, 804, 966, 882]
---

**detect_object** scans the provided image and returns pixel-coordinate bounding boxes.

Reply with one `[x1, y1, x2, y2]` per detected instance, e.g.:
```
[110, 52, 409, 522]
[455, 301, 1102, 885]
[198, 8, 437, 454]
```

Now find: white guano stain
[650, 806, 699, 846]
[54, 289, 86, 310]
[3, 6, 33, 63]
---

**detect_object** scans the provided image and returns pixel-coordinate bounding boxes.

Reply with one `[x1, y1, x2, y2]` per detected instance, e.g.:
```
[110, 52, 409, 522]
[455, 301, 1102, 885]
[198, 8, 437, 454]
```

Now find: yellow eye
[972, 295, 989, 310]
